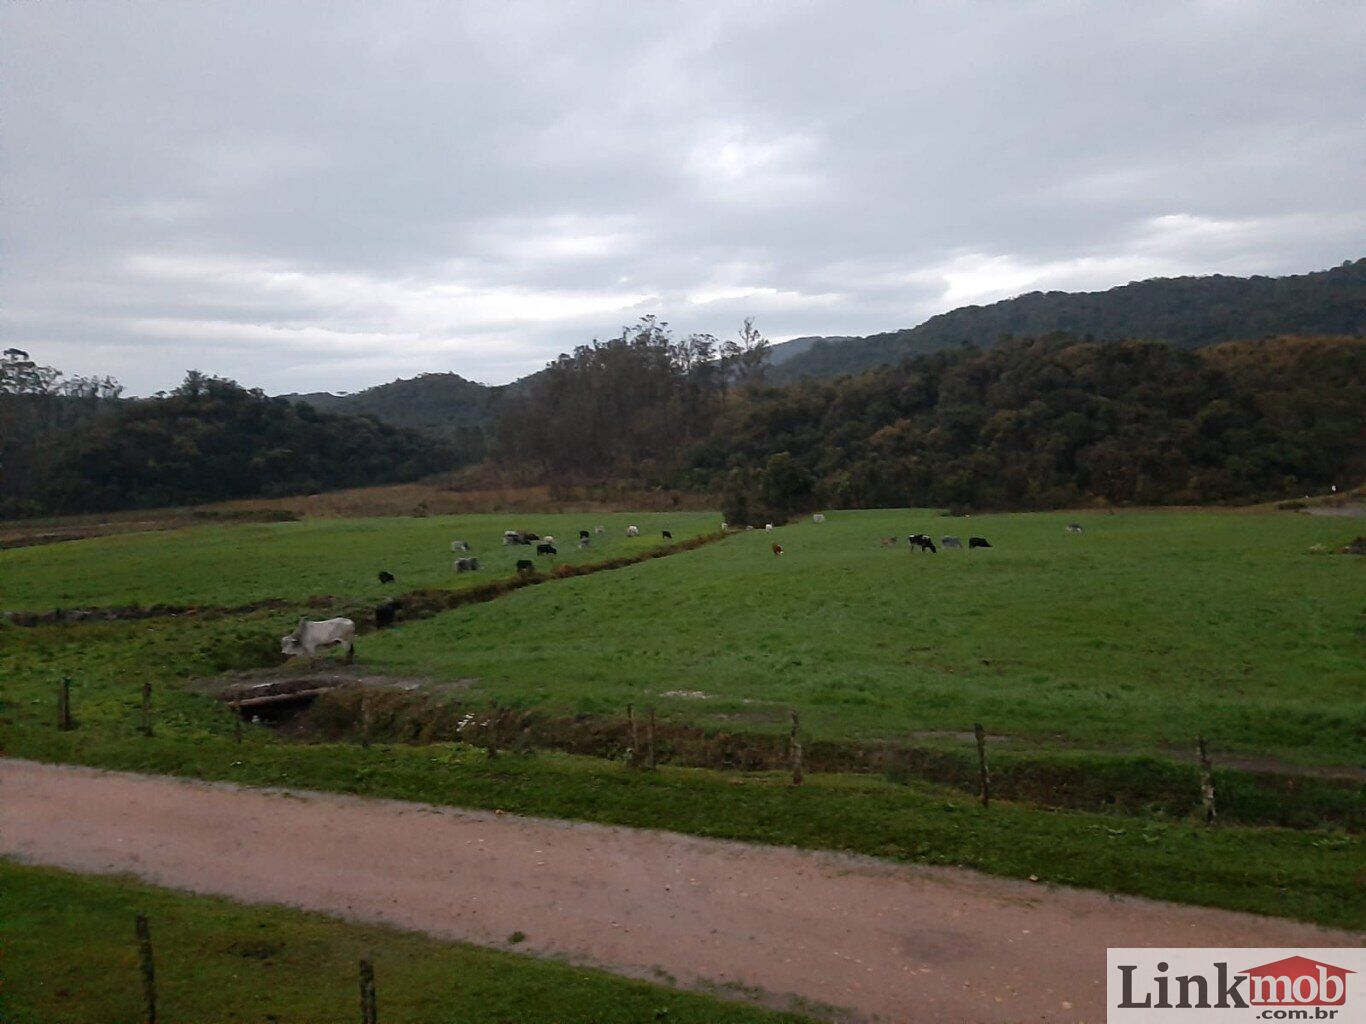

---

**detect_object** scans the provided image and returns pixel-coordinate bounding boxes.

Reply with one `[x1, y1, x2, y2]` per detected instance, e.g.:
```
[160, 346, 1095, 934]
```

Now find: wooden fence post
[1197, 735, 1217, 825]
[135, 913, 157, 1024]
[57, 676, 74, 731]
[628, 703, 639, 769]
[140, 682, 154, 738]
[790, 709, 804, 786]
[647, 705, 657, 771]
[358, 956, 377, 1024]
[974, 723, 990, 808]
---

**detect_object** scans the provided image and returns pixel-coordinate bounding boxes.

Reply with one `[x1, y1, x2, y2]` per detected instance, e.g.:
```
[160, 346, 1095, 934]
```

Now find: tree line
[491, 324, 1364, 522]
[1, 358, 456, 517]
[4, 324, 1361, 520]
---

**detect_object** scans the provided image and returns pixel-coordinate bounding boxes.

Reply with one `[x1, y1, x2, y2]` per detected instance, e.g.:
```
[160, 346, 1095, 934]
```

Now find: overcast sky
[3, 1, 1364, 395]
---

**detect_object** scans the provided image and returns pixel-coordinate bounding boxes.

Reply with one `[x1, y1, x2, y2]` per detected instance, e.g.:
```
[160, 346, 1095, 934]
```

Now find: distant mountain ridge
[280, 260, 1366, 432]
[770, 258, 1366, 382]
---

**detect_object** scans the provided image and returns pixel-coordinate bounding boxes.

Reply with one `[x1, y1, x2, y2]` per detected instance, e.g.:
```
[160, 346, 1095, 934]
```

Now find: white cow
[454, 556, 481, 572]
[450, 540, 471, 551]
[626, 525, 640, 537]
[594, 525, 606, 535]
[281, 617, 356, 662]
[765, 523, 774, 532]
[812, 513, 826, 523]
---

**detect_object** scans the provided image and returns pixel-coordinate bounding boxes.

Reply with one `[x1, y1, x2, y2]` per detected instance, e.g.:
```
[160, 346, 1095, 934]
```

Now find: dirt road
[1, 759, 1355, 1022]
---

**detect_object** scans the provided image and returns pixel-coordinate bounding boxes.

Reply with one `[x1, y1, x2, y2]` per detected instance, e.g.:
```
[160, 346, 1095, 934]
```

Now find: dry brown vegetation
[0, 481, 715, 549]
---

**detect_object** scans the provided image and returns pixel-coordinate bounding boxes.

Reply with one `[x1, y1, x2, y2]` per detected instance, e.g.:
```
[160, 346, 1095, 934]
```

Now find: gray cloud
[3, 1, 1363, 394]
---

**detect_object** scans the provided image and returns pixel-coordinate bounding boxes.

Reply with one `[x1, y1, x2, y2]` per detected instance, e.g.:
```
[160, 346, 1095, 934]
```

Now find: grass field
[1, 504, 1361, 931]
[0, 861, 811, 1024]
[0, 511, 716, 610]
[354, 509, 1364, 766]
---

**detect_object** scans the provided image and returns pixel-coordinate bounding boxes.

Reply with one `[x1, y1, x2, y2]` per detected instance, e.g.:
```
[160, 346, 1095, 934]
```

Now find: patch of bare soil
[1, 759, 1355, 1024]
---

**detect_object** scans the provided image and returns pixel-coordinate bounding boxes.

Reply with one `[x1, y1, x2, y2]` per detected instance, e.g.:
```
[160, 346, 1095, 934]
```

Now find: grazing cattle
[377, 570, 395, 584]
[720, 521, 728, 531]
[516, 559, 534, 573]
[772, 543, 784, 557]
[503, 530, 523, 545]
[941, 535, 962, 549]
[765, 523, 774, 532]
[662, 529, 673, 540]
[595, 525, 605, 535]
[578, 538, 590, 549]
[536, 543, 557, 556]
[1066, 523, 1084, 534]
[969, 536, 992, 549]
[579, 530, 591, 540]
[281, 617, 356, 662]
[454, 556, 481, 572]
[524, 532, 541, 541]
[908, 534, 937, 553]
[812, 513, 826, 523]
[542, 535, 555, 545]
[626, 525, 639, 537]
[375, 601, 400, 630]
[450, 540, 471, 552]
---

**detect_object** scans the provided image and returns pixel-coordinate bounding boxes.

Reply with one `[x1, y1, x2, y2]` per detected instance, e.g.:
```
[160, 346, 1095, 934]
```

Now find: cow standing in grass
[282, 617, 356, 663]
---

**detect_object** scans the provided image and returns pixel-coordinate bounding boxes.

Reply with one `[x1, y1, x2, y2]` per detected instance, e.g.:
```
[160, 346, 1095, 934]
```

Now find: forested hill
[691, 334, 1365, 514]
[13, 373, 457, 516]
[284, 371, 504, 436]
[772, 259, 1366, 382]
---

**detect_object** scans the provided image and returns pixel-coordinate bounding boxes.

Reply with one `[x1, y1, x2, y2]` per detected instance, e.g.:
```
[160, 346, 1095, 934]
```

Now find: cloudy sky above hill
[3, 1, 1364, 394]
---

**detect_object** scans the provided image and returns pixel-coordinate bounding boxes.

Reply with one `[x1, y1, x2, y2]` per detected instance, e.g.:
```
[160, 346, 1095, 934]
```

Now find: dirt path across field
[1, 760, 1355, 1023]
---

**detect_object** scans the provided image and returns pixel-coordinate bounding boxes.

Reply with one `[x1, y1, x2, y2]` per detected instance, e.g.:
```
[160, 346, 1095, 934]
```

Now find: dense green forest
[1, 361, 456, 516]
[773, 258, 1366, 382]
[6, 260, 1363, 519]
[493, 324, 1364, 519]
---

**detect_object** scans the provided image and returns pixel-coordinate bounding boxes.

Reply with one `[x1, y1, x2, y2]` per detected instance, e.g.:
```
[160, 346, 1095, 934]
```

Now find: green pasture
[355, 509, 1365, 766]
[0, 511, 716, 611]
[1, 505, 1361, 928]
[0, 862, 812, 1024]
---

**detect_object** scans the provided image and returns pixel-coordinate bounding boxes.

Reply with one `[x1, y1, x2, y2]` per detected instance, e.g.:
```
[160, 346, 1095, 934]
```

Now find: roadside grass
[352, 509, 1365, 766]
[0, 861, 812, 1024]
[0, 511, 716, 611]
[5, 724, 1361, 931]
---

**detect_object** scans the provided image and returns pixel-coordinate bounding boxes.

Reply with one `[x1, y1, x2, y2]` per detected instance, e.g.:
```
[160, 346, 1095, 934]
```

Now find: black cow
[969, 536, 992, 549]
[536, 543, 557, 556]
[377, 570, 395, 584]
[516, 559, 534, 573]
[908, 534, 937, 553]
[524, 532, 540, 541]
[662, 529, 673, 540]
[375, 600, 401, 629]
[579, 530, 591, 540]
